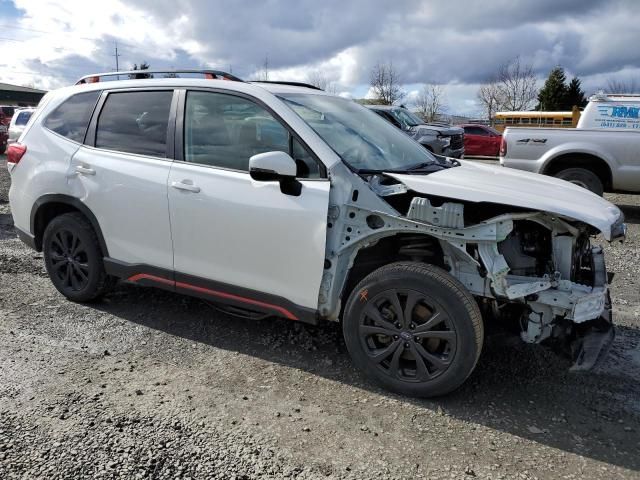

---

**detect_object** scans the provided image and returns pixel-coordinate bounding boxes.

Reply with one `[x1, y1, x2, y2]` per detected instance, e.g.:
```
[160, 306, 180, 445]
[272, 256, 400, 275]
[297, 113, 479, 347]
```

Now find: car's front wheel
[43, 212, 113, 302]
[342, 262, 484, 397]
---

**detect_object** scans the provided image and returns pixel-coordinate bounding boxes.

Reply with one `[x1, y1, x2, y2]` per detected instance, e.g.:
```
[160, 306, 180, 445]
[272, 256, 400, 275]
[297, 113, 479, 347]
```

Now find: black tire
[555, 168, 604, 196]
[0, 145, 5, 155]
[342, 262, 484, 397]
[43, 212, 113, 302]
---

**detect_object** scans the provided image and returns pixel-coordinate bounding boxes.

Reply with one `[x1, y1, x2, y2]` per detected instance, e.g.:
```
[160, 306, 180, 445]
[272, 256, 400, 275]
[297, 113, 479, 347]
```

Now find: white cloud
[1, 0, 639, 116]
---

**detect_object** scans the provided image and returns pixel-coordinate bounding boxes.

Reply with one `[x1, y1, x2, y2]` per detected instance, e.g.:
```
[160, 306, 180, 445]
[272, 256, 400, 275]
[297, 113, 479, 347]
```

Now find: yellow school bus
[493, 107, 581, 132]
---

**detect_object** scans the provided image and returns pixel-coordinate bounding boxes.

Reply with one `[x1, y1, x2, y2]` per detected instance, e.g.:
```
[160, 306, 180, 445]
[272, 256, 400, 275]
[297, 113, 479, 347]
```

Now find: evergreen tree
[564, 77, 587, 109]
[537, 67, 568, 111]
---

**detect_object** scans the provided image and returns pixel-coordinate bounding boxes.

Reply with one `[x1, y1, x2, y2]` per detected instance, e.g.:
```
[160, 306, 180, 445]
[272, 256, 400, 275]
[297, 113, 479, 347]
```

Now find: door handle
[171, 181, 201, 193]
[75, 165, 96, 176]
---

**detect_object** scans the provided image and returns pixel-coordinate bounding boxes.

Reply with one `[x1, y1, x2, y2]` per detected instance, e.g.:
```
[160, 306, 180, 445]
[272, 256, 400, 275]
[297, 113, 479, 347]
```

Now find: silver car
[367, 105, 465, 158]
[8, 108, 35, 144]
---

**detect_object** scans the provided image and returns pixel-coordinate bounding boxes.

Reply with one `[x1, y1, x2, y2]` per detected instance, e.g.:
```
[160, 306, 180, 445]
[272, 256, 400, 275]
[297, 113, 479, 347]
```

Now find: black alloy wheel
[358, 289, 457, 382]
[343, 262, 483, 397]
[43, 212, 113, 302]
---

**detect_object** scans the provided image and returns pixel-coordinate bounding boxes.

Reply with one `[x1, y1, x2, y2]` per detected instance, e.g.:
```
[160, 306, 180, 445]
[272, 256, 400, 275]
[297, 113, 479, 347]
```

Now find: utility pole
[113, 42, 121, 72]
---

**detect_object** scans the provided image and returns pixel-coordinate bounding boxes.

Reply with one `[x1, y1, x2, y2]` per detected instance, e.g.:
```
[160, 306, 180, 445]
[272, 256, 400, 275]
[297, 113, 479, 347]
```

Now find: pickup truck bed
[500, 126, 640, 195]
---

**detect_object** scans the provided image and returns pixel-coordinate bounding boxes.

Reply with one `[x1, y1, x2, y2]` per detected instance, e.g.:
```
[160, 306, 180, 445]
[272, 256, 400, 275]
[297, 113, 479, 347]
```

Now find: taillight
[7, 143, 27, 166]
[499, 136, 507, 157]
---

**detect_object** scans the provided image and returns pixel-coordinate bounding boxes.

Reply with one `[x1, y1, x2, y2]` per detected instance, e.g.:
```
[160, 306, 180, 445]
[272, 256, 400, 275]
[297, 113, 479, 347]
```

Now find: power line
[0, 24, 137, 48]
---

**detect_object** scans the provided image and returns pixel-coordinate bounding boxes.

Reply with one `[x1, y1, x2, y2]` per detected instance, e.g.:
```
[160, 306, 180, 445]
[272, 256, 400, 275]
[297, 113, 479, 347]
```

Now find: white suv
[7, 70, 626, 397]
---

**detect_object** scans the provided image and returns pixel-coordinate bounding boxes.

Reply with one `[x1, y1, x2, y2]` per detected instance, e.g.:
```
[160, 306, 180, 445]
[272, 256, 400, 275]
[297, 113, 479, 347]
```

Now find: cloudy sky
[1, 0, 639, 116]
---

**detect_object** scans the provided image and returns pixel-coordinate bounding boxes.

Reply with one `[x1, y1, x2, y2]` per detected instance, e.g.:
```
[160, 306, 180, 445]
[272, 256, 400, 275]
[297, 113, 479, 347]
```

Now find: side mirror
[249, 151, 301, 196]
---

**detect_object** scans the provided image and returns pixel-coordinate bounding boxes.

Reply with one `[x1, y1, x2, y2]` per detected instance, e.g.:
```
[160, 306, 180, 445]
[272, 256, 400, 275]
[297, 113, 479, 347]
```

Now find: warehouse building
[0, 82, 47, 106]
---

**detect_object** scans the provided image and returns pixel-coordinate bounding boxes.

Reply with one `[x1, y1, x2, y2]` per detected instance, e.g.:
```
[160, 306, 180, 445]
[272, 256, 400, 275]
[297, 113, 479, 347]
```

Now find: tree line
[363, 58, 590, 124]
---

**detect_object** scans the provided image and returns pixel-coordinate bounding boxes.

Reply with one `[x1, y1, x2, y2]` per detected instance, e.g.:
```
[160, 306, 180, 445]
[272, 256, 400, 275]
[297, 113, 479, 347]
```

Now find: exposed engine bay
[318, 165, 621, 371]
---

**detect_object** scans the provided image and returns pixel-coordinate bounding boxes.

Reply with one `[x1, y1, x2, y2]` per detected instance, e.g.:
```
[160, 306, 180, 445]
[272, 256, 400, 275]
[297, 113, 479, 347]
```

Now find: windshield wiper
[405, 161, 435, 170]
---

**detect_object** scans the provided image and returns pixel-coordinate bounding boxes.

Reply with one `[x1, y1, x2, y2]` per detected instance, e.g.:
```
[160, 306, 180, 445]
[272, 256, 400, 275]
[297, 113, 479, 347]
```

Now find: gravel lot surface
[1, 156, 639, 479]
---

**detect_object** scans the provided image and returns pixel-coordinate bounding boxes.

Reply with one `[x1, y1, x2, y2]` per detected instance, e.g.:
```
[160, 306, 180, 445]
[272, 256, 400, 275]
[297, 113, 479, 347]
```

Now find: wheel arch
[541, 152, 613, 190]
[30, 194, 108, 256]
[335, 232, 447, 320]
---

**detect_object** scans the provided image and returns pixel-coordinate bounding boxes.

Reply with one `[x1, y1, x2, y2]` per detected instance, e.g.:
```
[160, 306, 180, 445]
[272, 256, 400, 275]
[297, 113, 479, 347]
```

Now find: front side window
[44, 91, 100, 143]
[389, 108, 423, 129]
[96, 90, 173, 157]
[184, 91, 320, 177]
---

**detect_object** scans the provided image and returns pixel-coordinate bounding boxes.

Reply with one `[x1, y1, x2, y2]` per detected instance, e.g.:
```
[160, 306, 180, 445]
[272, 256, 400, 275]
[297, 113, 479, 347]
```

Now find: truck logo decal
[517, 138, 547, 144]
[595, 104, 640, 128]
[597, 105, 640, 119]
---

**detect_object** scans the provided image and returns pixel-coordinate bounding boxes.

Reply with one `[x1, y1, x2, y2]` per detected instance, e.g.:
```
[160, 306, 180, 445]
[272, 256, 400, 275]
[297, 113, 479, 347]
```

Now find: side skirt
[103, 258, 319, 325]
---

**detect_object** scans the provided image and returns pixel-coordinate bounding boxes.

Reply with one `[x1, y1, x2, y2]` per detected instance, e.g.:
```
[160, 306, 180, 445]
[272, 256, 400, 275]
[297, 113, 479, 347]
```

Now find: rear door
[167, 89, 330, 316]
[69, 89, 176, 270]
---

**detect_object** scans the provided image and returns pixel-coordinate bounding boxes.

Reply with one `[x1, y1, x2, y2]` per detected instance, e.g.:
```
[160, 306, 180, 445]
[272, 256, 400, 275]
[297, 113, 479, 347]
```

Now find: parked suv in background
[0, 105, 17, 154]
[7, 70, 624, 397]
[8, 108, 35, 145]
[367, 105, 464, 158]
[458, 124, 501, 157]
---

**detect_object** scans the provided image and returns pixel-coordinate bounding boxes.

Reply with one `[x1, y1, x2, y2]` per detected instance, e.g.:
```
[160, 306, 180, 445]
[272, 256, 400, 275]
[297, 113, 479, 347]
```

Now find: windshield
[390, 108, 423, 128]
[278, 93, 436, 172]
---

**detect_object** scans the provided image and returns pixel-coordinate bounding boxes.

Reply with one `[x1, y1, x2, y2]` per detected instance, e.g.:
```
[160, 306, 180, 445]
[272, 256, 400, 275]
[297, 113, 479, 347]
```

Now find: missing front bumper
[570, 305, 615, 372]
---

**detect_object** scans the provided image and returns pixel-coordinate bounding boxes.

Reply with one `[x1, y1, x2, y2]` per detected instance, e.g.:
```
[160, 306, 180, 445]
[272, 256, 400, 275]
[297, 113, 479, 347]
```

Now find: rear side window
[96, 91, 173, 158]
[44, 91, 100, 143]
[465, 126, 488, 135]
[15, 111, 32, 126]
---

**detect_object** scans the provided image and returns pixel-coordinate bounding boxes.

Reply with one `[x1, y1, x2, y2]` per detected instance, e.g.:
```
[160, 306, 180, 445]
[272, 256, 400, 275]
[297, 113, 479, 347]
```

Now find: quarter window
[184, 91, 320, 177]
[96, 91, 173, 157]
[44, 90, 100, 143]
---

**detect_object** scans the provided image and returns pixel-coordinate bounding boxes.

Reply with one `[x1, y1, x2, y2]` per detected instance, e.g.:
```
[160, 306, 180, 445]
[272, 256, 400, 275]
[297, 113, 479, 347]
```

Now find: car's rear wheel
[555, 168, 604, 196]
[43, 212, 113, 302]
[342, 262, 484, 397]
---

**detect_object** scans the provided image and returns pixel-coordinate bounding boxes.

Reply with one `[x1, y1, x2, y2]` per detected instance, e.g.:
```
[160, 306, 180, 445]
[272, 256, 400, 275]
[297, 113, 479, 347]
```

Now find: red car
[458, 124, 502, 157]
[0, 106, 17, 155]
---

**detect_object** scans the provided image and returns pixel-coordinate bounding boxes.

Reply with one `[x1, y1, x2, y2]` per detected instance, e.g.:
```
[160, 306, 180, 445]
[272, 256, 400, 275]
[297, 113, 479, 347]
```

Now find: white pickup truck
[500, 93, 640, 195]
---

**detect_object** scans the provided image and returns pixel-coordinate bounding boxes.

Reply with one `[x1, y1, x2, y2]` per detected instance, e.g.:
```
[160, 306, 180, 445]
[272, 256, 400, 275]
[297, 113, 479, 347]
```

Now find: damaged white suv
[7, 70, 626, 397]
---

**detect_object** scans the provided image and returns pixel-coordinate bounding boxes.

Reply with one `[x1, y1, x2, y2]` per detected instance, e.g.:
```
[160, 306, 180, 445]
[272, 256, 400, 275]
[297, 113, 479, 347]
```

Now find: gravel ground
[1, 156, 639, 479]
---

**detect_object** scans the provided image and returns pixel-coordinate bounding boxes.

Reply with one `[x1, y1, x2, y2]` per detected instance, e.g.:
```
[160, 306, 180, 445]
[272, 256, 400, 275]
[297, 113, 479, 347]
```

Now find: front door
[167, 90, 330, 316]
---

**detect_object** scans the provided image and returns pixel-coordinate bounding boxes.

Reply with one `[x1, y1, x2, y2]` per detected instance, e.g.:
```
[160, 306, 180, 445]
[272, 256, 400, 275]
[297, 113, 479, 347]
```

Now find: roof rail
[75, 69, 243, 85]
[250, 80, 323, 91]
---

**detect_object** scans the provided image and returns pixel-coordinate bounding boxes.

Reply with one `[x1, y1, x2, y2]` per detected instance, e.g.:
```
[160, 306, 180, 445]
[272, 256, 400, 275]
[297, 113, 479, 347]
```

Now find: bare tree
[369, 62, 405, 105]
[414, 84, 446, 122]
[476, 57, 537, 124]
[606, 78, 640, 94]
[305, 70, 338, 93]
[495, 57, 538, 111]
[477, 80, 502, 125]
